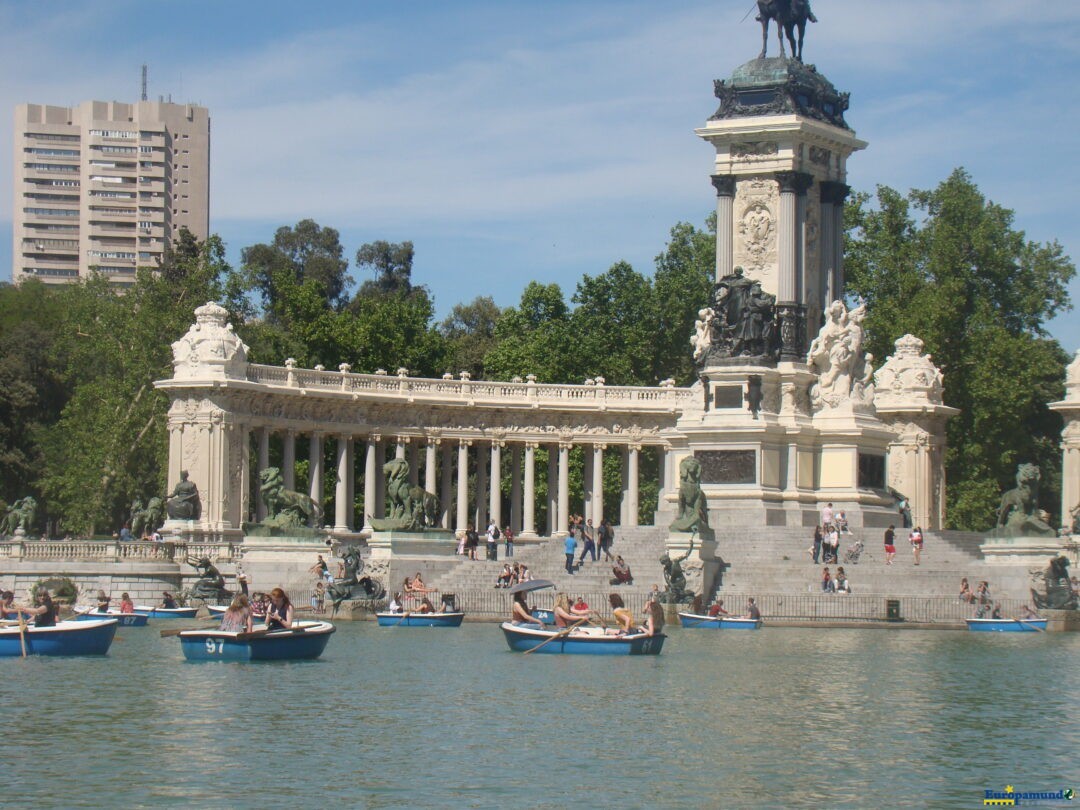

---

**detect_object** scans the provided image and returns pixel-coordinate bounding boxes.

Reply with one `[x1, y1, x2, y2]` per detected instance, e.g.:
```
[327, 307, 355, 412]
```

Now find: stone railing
[244, 364, 693, 413]
[0, 540, 241, 563]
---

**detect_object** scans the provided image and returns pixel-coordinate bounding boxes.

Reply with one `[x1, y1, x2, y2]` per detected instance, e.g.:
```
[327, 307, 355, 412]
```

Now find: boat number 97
[205, 638, 224, 654]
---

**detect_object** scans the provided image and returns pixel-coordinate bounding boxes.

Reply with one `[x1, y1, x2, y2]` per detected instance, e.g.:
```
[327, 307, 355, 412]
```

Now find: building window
[26, 132, 79, 142]
[24, 162, 78, 173]
[89, 129, 137, 139]
[25, 148, 79, 157]
[24, 207, 79, 217]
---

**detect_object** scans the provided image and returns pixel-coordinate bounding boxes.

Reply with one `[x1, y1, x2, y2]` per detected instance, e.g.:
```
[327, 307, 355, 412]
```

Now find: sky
[2, 0, 1078, 352]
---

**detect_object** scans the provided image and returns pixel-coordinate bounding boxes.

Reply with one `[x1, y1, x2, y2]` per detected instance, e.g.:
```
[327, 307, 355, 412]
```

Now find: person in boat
[266, 588, 295, 630]
[511, 590, 543, 626]
[552, 592, 590, 628]
[573, 595, 589, 612]
[707, 599, 730, 618]
[402, 576, 414, 598]
[95, 590, 111, 613]
[496, 564, 514, 589]
[387, 592, 404, 614]
[610, 556, 633, 586]
[219, 593, 254, 633]
[119, 593, 134, 614]
[18, 589, 58, 628]
[990, 602, 1003, 620]
[160, 591, 179, 610]
[1019, 604, 1040, 620]
[0, 590, 17, 620]
[250, 592, 269, 621]
[416, 597, 436, 614]
[640, 599, 665, 637]
[608, 593, 634, 634]
[741, 597, 762, 621]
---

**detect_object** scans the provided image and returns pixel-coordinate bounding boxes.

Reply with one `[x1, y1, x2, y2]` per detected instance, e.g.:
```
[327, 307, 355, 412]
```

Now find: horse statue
[131, 497, 165, 537]
[327, 545, 386, 611]
[184, 555, 231, 603]
[1030, 556, 1078, 611]
[670, 457, 711, 537]
[1, 496, 38, 536]
[258, 467, 323, 529]
[756, 0, 817, 62]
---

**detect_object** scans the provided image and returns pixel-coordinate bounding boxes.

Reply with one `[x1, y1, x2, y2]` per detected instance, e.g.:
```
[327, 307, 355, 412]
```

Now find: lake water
[2, 622, 1077, 809]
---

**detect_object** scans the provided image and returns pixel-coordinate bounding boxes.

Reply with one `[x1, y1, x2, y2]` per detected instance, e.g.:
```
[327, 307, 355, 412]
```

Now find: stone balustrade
[0, 540, 240, 563]
[244, 363, 692, 412]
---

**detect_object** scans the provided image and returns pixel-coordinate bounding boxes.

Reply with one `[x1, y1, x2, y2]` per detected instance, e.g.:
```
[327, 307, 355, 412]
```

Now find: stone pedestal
[979, 537, 1071, 566]
[241, 533, 331, 596]
[664, 530, 717, 599]
[366, 530, 457, 561]
[1042, 609, 1080, 632]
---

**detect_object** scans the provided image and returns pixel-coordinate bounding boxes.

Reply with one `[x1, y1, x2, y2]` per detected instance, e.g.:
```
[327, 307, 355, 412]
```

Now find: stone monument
[1049, 349, 1080, 536]
[981, 463, 1071, 565]
[1, 496, 38, 538]
[366, 458, 455, 560]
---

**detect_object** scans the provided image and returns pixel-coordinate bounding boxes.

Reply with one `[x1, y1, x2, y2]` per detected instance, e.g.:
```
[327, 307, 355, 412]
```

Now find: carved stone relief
[731, 141, 779, 161]
[734, 176, 779, 286]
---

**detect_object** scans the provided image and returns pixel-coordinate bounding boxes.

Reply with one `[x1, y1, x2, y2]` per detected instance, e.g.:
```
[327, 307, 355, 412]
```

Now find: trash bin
[885, 598, 902, 622]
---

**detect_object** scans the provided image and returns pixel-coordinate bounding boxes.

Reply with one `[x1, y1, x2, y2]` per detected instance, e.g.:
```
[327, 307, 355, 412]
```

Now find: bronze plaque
[695, 450, 757, 484]
[713, 386, 743, 409]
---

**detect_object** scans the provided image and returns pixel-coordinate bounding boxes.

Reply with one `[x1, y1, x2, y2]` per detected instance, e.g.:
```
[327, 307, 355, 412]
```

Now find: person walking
[598, 520, 615, 562]
[578, 519, 598, 566]
[884, 525, 896, 565]
[503, 525, 514, 558]
[910, 526, 924, 565]
[564, 529, 577, 575]
[486, 521, 500, 561]
[465, 524, 479, 561]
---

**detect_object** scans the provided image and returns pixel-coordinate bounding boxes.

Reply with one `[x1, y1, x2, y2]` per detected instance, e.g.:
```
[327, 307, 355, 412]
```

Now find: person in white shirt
[486, 521, 500, 560]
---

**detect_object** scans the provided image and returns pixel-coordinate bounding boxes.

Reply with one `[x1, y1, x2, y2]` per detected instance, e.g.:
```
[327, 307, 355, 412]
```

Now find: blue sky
[2, 0, 1078, 351]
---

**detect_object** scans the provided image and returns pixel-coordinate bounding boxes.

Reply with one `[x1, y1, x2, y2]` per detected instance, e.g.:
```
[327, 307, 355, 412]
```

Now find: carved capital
[775, 170, 814, 195]
[819, 181, 850, 206]
[710, 174, 736, 198]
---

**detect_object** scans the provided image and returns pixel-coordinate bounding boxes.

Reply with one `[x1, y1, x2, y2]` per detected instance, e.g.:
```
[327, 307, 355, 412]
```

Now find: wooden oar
[159, 618, 220, 638]
[1012, 615, 1045, 633]
[394, 612, 412, 627]
[523, 618, 587, 655]
[18, 613, 28, 658]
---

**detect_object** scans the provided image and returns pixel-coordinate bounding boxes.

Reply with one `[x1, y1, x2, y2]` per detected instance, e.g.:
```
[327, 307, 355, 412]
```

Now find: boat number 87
[205, 638, 224, 654]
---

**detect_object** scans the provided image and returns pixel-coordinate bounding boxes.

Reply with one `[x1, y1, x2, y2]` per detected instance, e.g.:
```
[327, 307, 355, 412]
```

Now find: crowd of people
[510, 588, 666, 637]
[494, 562, 533, 589]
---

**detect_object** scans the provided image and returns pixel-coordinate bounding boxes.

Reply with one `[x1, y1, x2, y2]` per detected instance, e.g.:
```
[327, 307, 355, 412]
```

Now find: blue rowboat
[966, 618, 1047, 633]
[678, 612, 762, 630]
[134, 605, 199, 619]
[375, 611, 465, 627]
[531, 608, 556, 625]
[206, 606, 268, 626]
[178, 620, 335, 661]
[500, 622, 666, 655]
[73, 608, 149, 627]
[0, 619, 118, 657]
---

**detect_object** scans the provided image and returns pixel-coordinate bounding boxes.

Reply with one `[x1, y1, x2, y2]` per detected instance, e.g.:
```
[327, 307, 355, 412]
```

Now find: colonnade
[249, 428, 650, 537]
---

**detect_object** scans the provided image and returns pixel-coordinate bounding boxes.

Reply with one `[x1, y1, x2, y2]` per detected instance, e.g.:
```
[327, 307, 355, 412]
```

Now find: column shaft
[425, 443, 437, 494]
[522, 443, 536, 536]
[256, 428, 270, 521]
[711, 175, 736, 283]
[592, 444, 604, 524]
[510, 444, 523, 534]
[627, 446, 640, 527]
[489, 443, 502, 529]
[456, 441, 469, 532]
[557, 444, 570, 535]
[282, 431, 296, 491]
[334, 435, 349, 531]
[363, 438, 378, 533]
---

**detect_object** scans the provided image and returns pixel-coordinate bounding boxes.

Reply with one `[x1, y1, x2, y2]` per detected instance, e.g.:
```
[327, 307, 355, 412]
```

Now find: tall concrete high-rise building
[12, 99, 209, 286]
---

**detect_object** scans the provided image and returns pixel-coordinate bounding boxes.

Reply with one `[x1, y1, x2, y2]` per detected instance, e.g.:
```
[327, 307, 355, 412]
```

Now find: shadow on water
[1, 623, 1077, 808]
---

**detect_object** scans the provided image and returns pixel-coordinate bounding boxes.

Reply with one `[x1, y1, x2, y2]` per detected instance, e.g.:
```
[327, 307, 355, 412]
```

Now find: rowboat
[73, 607, 149, 627]
[178, 620, 335, 661]
[206, 605, 268, 626]
[0, 619, 118, 657]
[134, 605, 199, 619]
[500, 622, 666, 655]
[376, 611, 465, 627]
[677, 612, 762, 630]
[965, 618, 1047, 633]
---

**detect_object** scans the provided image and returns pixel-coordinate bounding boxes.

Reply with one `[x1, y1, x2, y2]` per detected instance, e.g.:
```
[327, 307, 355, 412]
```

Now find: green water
[2, 623, 1077, 809]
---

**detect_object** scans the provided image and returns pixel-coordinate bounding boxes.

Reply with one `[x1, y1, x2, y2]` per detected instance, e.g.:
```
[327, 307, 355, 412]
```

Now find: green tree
[440, 295, 501, 379]
[845, 169, 1074, 529]
[653, 215, 716, 384]
[484, 282, 576, 383]
[242, 219, 352, 315]
[356, 240, 415, 297]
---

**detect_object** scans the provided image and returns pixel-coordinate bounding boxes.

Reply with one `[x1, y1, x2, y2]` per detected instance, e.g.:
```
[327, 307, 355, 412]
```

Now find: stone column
[374, 438, 386, 519]
[711, 174, 736, 283]
[238, 424, 251, 525]
[167, 425, 183, 493]
[308, 433, 323, 517]
[282, 430, 296, 491]
[475, 443, 489, 529]
[592, 444, 605, 524]
[582, 447, 593, 523]
[820, 181, 850, 306]
[625, 445, 640, 527]
[776, 170, 814, 361]
[510, 444, 523, 534]
[346, 437, 355, 530]
[425, 441, 438, 495]
[657, 447, 668, 510]
[334, 434, 350, 532]
[395, 437, 406, 460]
[363, 435, 379, 533]
[547, 444, 558, 536]
[440, 442, 453, 529]
[522, 442, 537, 537]
[256, 427, 271, 521]
[489, 441, 502, 529]
[456, 440, 470, 532]
[557, 442, 570, 536]
[408, 442, 420, 488]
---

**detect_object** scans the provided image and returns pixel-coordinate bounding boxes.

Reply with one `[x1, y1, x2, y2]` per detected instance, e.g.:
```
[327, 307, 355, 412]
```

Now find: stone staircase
[426, 526, 670, 596]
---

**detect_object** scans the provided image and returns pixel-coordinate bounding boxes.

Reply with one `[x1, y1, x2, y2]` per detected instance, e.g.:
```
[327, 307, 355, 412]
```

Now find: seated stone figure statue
[670, 456, 711, 538]
[1030, 556, 1078, 611]
[992, 464, 1056, 539]
[166, 471, 202, 520]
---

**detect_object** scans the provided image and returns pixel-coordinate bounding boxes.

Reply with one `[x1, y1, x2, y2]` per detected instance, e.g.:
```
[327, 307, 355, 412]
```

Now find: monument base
[1042, 609, 1080, 632]
[241, 533, 331, 595]
[979, 537, 1071, 566]
[367, 530, 457, 560]
[664, 530, 717, 600]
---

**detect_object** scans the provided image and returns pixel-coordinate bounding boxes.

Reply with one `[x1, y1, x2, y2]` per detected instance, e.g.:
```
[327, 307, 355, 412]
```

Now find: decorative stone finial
[873, 334, 945, 408]
[339, 363, 352, 374]
[314, 364, 325, 372]
[396, 367, 409, 378]
[526, 374, 537, 384]
[459, 371, 471, 381]
[1066, 349, 1080, 402]
[511, 375, 523, 383]
[442, 372, 453, 380]
[285, 357, 296, 369]
[170, 302, 249, 381]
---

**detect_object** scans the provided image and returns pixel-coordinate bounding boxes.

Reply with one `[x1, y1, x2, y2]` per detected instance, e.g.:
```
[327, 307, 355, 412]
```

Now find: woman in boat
[511, 590, 543, 626]
[608, 593, 634, 634]
[95, 590, 111, 613]
[119, 593, 134, 614]
[266, 588, 295, 630]
[416, 597, 436, 614]
[387, 592, 404, 614]
[640, 599, 665, 637]
[160, 591, 178, 609]
[0, 590, 17, 620]
[219, 593, 254, 633]
[552, 592, 590, 628]
[19, 589, 58, 628]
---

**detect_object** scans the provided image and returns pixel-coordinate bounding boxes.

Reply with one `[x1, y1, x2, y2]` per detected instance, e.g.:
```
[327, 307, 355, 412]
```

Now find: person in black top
[883, 525, 896, 565]
[266, 587, 295, 630]
[160, 591, 178, 609]
[19, 589, 58, 627]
